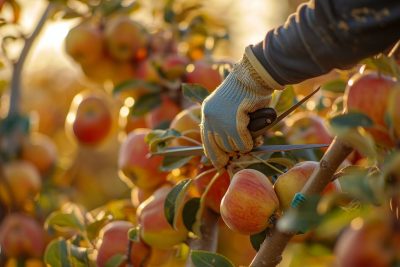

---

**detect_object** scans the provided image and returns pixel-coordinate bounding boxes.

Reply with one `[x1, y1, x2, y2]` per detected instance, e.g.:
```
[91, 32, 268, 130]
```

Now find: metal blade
[150, 143, 329, 157]
[251, 86, 321, 137]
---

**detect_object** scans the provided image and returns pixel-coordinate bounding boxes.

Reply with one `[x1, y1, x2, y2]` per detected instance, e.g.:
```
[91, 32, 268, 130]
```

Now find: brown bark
[186, 208, 220, 267]
[250, 138, 353, 267]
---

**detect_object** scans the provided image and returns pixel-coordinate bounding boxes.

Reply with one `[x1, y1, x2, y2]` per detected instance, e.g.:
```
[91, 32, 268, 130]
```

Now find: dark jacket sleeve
[252, 0, 400, 85]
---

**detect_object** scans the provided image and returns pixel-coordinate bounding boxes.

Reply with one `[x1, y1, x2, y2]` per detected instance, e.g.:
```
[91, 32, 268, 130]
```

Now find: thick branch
[250, 138, 353, 267]
[8, 3, 54, 116]
[186, 208, 220, 267]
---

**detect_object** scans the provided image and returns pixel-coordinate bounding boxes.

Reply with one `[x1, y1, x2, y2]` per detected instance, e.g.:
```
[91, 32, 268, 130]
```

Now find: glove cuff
[244, 45, 284, 91]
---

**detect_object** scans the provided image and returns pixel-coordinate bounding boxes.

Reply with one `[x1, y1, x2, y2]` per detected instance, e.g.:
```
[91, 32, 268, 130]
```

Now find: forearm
[253, 0, 400, 85]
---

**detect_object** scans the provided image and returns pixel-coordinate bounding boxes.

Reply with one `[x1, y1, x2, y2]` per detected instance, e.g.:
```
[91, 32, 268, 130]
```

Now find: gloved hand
[200, 45, 283, 169]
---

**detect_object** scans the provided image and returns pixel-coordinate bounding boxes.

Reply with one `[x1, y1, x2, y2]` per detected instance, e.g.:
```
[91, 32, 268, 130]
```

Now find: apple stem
[250, 138, 353, 267]
[8, 2, 54, 117]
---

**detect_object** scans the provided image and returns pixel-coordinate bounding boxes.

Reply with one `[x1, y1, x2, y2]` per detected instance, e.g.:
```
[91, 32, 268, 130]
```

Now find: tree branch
[250, 138, 353, 267]
[8, 2, 54, 116]
[186, 208, 220, 267]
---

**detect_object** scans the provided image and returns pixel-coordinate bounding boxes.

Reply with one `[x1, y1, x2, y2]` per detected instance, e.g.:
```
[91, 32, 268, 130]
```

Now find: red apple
[105, 17, 148, 62]
[137, 185, 188, 249]
[220, 169, 279, 235]
[65, 23, 105, 66]
[274, 161, 340, 211]
[345, 72, 397, 147]
[193, 168, 230, 214]
[169, 105, 201, 146]
[96, 220, 150, 267]
[285, 112, 333, 147]
[21, 133, 57, 176]
[0, 161, 41, 209]
[66, 92, 113, 146]
[0, 213, 45, 258]
[118, 128, 168, 190]
[145, 96, 180, 129]
[160, 54, 189, 80]
[184, 60, 222, 92]
[334, 217, 397, 267]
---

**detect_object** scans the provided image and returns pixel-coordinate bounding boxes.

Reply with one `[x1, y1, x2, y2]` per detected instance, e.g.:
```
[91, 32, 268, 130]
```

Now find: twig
[8, 3, 54, 116]
[185, 208, 220, 267]
[250, 138, 353, 267]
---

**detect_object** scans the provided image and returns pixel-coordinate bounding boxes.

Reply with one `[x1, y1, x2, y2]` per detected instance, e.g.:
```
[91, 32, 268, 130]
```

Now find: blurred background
[0, 0, 303, 209]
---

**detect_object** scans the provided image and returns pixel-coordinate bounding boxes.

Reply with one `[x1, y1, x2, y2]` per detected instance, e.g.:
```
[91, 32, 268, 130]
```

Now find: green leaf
[329, 126, 376, 162]
[69, 245, 90, 267]
[277, 195, 322, 233]
[45, 211, 85, 233]
[182, 83, 210, 104]
[250, 229, 268, 251]
[320, 79, 347, 93]
[191, 250, 234, 267]
[362, 56, 400, 78]
[105, 254, 127, 267]
[44, 238, 90, 267]
[330, 112, 373, 128]
[182, 197, 200, 231]
[113, 79, 161, 96]
[44, 238, 72, 267]
[145, 129, 181, 152]
[131, 93, 162, 116]
[272, 85, 297, 113]
[338, 169, 384, 205]
[164, 179, 192, 229]
[86, 217, 111, 240]
[128, 227, 140, 242]
[161, 156, 194, 171]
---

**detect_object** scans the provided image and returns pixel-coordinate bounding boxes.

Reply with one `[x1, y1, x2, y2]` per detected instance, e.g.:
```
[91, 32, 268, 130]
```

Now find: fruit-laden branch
[186, 208, 220, 267]
[250, 138, 353, 267]
[8, 2, 54, 116]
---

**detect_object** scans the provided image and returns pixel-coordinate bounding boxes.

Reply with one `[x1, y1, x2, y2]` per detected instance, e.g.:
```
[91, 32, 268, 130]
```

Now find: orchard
[0, 1, 399, 267]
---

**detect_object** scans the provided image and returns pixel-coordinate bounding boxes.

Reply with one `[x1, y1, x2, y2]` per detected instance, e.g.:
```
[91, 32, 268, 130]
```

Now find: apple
[80, 57, 116, 84]
[66, 92, 113, 146]
[334, 217, 396, 267]
[344, 72, 397, 147]
[217, 220, 256, 267]
[135, 58, 161, 83]
[274, 161, 340, 211]
[21, 133, 57, 176]
[65, 23, 105, 66]
[184, 60, 222, 92]
[131, 186, 155, 208]
[220, 169, 279, 235]
[193, 168, 230, 214]
[145, 96, 180, 129]
[285, 112, 333, 146]
[96, 220, 150, 267]
[105, 17, 148, 62]
[160, 54, 189, 80]
[386, 85, 400, 142]
[137, 185, 188, 249]
[118, 128, 168, 190]
[169, 105, 201, 146]
[0, 161, 41, 208]
[0, 213, 45, 258]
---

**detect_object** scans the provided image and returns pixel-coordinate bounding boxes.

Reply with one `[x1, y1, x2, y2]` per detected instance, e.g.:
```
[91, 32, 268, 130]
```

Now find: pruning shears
[151, 87, 327, 157]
